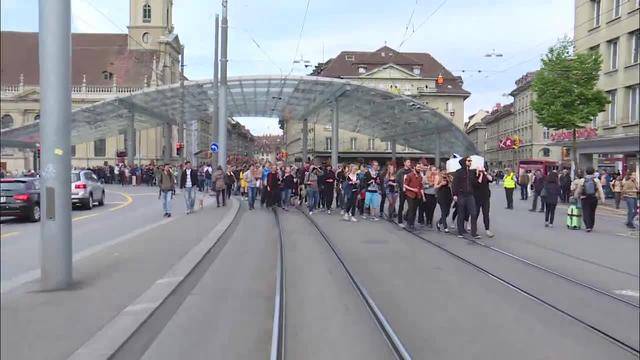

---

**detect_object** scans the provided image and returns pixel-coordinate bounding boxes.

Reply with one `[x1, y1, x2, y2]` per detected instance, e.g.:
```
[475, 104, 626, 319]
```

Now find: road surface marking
[0, 232, 19, 239]
[104, 201, 126, 205]
[108, 191, 133, 212]
[613, 289, 640, 298]
[128, 193, 158, 196]
[72, 213, 101, 221]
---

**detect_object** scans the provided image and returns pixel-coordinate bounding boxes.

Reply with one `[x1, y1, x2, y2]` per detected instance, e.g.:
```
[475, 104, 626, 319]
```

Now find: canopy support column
[212, 13, 219, 167]
[331, 100, 339, 169]
[217, 1, 228, 170]
[126, 111, 135, 166]
[391, 140, 397, 162]
[435, 135, 441, 168]
[163, 122, 171, 164]
[302, 118, 308, 163]
[178, 45, 185, 163]
[39, 0, 73, 290]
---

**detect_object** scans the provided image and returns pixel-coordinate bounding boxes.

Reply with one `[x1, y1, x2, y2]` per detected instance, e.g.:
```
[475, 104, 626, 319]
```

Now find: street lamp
[484, 49, 504, 57]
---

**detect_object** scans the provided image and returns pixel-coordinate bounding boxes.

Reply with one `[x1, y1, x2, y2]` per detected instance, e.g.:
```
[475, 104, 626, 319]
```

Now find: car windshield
[71, 173, 81, 182]
[0, 181, 27, 193]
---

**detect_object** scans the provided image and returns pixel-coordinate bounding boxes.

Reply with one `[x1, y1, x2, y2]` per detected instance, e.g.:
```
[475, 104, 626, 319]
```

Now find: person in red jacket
[403, 162, 423, 231]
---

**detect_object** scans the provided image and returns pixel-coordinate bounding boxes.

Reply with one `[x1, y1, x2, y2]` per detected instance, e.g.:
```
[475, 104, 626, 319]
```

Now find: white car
[71, 170, 105, 209]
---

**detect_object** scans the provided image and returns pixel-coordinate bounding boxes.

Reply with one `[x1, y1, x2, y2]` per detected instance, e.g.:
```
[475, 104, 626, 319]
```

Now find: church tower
[127, 0, 174, 50]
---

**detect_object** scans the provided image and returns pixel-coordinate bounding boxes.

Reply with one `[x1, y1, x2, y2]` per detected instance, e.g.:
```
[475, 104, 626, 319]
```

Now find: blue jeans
[307, 187, 319, 212]
[183, 187, 195, 211]
[281, 188, 291, 208]
[161, 190, 172, 214]
[625, 197, 638, 227]
[248, 186, 257, 209]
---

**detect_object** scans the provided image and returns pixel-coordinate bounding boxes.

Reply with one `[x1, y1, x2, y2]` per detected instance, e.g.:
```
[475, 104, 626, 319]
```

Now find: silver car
[71, 170, 105, 209]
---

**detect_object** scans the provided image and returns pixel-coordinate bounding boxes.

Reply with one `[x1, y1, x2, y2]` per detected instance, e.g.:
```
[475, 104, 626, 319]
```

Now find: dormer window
[143, 3, 151, 23]
[358, 65, 367, 74]
[412, 66, 421, 75]
[345, 54, 354, 61]
[102, 71, 113, 80]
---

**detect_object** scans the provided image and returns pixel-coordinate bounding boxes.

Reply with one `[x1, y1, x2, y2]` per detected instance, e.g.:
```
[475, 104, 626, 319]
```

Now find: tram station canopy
[1, 75, 477, 156]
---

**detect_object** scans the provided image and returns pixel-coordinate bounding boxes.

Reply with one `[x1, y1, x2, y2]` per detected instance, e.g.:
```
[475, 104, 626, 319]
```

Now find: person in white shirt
[180, 161, 198, 214]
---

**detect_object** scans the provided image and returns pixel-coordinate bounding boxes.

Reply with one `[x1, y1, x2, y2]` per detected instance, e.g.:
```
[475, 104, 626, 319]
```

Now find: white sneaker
[309, 211, 313, 215]
[361, 215, 367, 220]
[343, 214, 350, 221]
[340, 210, 345, 215]
[350, 216, 358, 222]
[327, 210, 331, 215]
[371, 217, 380, 222]
[399, 223, 406, 228]
[486, 230, 494, 238]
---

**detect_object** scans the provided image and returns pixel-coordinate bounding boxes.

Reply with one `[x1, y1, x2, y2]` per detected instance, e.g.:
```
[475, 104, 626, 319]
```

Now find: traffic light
[176, 142, 184, 156]
[36, 144, 41, 159]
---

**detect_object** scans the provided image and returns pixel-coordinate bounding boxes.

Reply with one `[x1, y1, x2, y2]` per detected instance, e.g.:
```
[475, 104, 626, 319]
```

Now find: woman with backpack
[542, 171, 561, 227]
[573, 167, 605, 232]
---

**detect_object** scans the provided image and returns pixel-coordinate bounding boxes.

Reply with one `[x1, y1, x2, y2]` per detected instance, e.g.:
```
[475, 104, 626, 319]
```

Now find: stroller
[566, 197, 582, 230]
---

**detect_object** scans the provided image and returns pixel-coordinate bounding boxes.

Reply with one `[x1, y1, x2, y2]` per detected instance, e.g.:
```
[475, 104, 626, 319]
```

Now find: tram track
[392, 222, 640, 356]
[270, 207, 412, 360]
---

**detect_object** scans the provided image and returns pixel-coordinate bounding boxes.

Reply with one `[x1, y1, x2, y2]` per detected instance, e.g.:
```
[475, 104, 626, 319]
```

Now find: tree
[531, 38, 609, 176]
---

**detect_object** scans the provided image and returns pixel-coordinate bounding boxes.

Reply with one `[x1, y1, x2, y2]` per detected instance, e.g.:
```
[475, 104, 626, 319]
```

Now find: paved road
[0, 184, 208, 289]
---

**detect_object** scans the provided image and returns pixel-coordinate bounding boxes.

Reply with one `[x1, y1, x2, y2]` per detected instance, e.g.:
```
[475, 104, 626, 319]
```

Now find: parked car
[0, 178, 41, 222]
[71, 170, 105, 209]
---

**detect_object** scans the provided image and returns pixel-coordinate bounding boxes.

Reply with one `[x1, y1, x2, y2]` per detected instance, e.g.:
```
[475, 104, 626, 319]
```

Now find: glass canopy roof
[1, 75, 477, 156]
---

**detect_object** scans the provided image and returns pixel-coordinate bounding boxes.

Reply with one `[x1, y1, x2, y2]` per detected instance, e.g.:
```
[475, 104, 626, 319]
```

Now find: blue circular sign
[210, 142, 219, 153]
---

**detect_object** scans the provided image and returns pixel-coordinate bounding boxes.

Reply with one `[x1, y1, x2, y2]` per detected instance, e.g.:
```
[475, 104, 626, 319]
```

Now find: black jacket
[473, 171, 492, 200]
[180, 168, 199, 189]
[532, 175, 544, 193]
[452, 158, 476, 197]
[543, 182, 561, 204]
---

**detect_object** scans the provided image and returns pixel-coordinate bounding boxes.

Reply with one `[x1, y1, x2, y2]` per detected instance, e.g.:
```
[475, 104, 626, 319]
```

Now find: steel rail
[397, 225, 640, 356]
[298, 209, 412, 360]
[270, 208, 286, 360]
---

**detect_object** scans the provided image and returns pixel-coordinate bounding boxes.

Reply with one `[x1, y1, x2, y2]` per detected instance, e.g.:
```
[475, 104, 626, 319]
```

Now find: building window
[632, 31, 640, 65]
[358, 65, 367, 74]
[608, 90, 617, 126]
[325, 137, 332, 151]
[345, 54, 354, 61]
[34, 113, 40, 122]
[543, 127, 550, 140]
[609, 39, 618, 70]
[630, 86, 639, 124]
[94, 139, 106, 157]
[385, 141, 391, 151]
[1, 114, 14, 129]
[412, 66, 421, 75]
[142, 32, 150, 44]
[368, 138, 375, 151]
[593, 0, 601, 27]
[71, 145, 76, 157]
[350, 137, 357, 150]
[613, 0, 622, 18]
[102, 71, 113, 80]
[143, 3, 151, 23]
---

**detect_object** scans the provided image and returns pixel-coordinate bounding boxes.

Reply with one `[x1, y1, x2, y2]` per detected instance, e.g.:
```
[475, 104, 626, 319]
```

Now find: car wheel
[98, 191, 105, 206]
[86, 193, 94, 210]
[30, 204, 41, 222]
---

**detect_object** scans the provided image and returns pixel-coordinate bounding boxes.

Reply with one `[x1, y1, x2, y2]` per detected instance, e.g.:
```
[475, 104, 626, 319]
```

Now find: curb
[68, 197, 240, 360]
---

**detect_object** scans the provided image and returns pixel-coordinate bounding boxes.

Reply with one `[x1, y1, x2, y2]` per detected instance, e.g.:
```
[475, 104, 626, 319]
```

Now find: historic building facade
[284, 46, 470, 163]
[1, 0, 183, 172]
[573, 0, 639, 175]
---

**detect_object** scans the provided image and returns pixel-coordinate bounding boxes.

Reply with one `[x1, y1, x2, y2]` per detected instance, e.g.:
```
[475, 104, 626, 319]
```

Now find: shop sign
[550, 128, 597, 142]
[498, 135, 523, 150]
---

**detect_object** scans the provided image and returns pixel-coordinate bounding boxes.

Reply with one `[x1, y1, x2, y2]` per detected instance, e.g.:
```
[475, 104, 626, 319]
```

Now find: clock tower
[127, 0, 174, 50]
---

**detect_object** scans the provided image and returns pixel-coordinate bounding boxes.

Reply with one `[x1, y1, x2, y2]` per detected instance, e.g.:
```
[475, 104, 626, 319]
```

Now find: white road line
[613, 289, 640, 298]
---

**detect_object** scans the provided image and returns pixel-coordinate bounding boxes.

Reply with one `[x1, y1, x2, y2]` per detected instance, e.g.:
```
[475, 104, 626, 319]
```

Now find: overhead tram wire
[398, 0, 448, 48]
[228, 25, 284, 75]
[400, 0, 419, 43]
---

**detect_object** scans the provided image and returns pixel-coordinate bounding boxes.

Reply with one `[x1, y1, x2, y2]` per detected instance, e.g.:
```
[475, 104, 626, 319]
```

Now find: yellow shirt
[240, 171, 248, 188]
[503, 173, 516, 189]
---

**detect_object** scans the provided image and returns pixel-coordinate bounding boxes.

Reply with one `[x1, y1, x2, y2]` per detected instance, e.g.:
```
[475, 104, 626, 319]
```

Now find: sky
[1, 0, 575, 135]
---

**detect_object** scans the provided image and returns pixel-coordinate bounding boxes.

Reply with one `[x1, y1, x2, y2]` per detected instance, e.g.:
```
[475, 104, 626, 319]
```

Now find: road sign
[210, 142, 219, 153]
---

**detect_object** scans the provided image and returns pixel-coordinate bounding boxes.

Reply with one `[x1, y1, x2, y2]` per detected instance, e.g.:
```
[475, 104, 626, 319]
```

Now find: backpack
[583, 177, 596, 196]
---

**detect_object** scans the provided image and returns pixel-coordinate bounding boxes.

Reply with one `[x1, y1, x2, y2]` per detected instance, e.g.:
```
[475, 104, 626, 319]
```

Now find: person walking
[574, 167, 605, 232]
[503, 168, 516, 209]
[559, 169, 572, 203]
[266, 164, 280, 208]
[158, 164, 176, 217]
[611, 175, 623, 209]
[621, 172, 639, 229]
[452, 157, 479, 239]
[518, 169, 529, 200]
[396, 159, 411, 226]
[542, 171, 561, 227]
[435, 169, 453, 233]
[473, 166, 494, 237]
[281, 166, 295, 210]
[529, 170, 545, 212]
[342, 164, 360, 222]
[225, 167, 236, 200]
[322, 164, 336, 214]
[244, 164, 259, 210]
[180, 161, 198, 214]
[403, 161, 423, 231]
[305, 165, 321, 214]
[385, 163, 398, 220]
[363, 161, 382, 221]
[213, 165, 226, 207]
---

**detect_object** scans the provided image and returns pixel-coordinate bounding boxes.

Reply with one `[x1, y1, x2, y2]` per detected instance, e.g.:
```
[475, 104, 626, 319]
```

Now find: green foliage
[531, 38, 609, 131]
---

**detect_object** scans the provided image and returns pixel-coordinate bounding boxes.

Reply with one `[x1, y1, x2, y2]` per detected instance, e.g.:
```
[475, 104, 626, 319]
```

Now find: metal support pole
[39, 0, 72, 290]
[435, 134, 441, 168]
[163, 122, 171, 164]
[331, 100, 339, 169]
[391, 140, 397, 162]
[126, 112, 135, 166]
[302, 118, 308, 162]
[178, 45, 185, 163]
[217, 1, 228, 170]
[212, 14, 219, 167]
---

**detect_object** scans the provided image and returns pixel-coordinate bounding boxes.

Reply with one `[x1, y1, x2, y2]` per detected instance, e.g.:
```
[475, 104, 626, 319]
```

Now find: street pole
[302, 118, 308, 163]
[163, 122, 171, 164]
[178, 45, 185, 163]
[212, 14, 219, 167]
[391, 140, 397, 162]
[331, 100, 339, 169]
[127, 104, 135, 167]
[39, 0, 73, 290]
[217, 1, 228, 170]
[435, 134, 441, 168]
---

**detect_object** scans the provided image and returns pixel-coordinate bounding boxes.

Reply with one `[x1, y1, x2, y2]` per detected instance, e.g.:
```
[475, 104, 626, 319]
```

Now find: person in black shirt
[323, 164, 336, 214]
[473, 166, 494, 238]
[452, 157, 479, 239]
[280, 166, 295, 210]
[336, 164, 346, 211]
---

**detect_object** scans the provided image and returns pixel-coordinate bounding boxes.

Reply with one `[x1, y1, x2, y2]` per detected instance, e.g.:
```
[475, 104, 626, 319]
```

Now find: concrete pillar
[211, 14, 219, 167]
[391, 140, 397, 162]
[178, 45, 185, 163]
[217, 1, 228, 170]
[302, 118, 308, 162]
[38, 0, 73, 290]
[331, 100, 339, 169]
[126, 111, 135, 166]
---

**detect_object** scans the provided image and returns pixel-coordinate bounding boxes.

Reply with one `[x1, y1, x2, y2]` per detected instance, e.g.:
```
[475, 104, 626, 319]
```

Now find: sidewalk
[1, 199, 235, 360]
